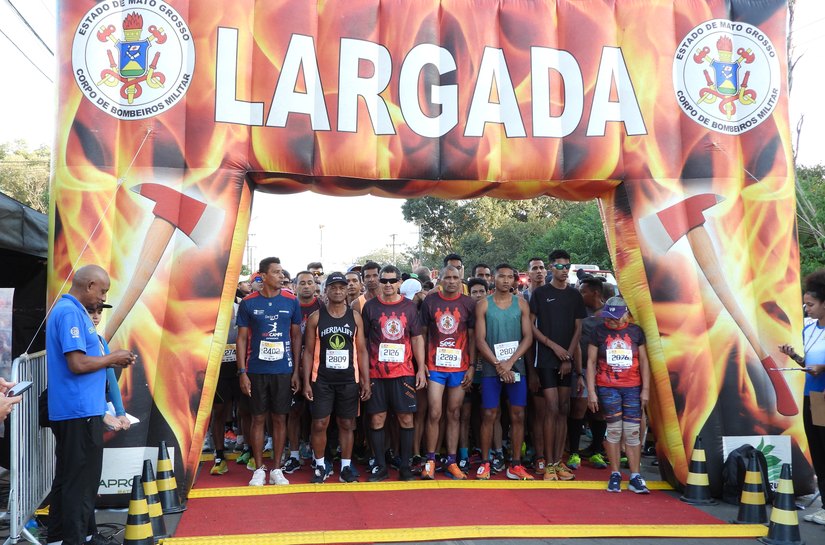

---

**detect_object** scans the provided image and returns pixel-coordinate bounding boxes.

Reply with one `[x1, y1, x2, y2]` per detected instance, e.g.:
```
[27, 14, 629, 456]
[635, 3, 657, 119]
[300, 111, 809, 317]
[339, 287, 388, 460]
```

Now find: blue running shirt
[237, 291, 301, 374]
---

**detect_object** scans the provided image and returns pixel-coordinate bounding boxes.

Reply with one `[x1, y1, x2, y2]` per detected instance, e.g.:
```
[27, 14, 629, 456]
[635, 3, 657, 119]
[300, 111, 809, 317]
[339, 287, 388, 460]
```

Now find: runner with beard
[361, 265, 427, 481]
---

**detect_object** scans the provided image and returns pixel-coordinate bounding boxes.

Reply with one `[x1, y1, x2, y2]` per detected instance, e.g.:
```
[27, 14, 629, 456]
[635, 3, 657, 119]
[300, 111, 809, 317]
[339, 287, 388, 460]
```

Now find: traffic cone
[156, 441, 186, 514]
[123, 475, 154, 545]
[759, 463, 805, 545]
[680, 436, 716, 504]
[733, 453, 768, 524]
[141, 459, 168, 540]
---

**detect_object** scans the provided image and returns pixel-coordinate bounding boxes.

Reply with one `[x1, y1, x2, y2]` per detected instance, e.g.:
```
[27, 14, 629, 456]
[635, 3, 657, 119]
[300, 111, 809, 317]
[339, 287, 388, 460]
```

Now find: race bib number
[259, 341, 285, 361]
[606, 348, 633, 369]
[494, 341, 518, 362]
[326, 350, 349, 370]
[435, 347, 462, 368]
[379, 343, 405, 363]
[222, 344, 237, 363]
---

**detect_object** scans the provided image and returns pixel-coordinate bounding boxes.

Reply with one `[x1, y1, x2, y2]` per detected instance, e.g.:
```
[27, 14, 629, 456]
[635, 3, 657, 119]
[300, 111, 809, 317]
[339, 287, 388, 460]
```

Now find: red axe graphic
[104, 183, 224, 341]
[639, 193, 797, 416]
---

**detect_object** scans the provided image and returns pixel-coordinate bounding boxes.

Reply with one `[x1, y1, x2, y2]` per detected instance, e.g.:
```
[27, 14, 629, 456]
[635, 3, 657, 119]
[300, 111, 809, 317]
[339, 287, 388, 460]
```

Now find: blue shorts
[596, 385, 642, 424]
[428, 370, 465, 388]
[480, 376, 528, 409]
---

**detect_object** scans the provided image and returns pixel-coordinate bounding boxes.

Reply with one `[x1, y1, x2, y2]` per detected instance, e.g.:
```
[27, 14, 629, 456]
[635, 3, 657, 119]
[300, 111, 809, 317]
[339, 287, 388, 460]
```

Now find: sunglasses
[551, 263, 572, 270]
[311, 271, 324, 276]
[379, 278, 400, 284]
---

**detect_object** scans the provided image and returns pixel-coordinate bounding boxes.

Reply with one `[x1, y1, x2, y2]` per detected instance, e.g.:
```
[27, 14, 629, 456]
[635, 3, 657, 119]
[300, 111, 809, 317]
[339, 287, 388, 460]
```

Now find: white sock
[315, 456, 325, 469]
[341, 458, 352, 470]
[290, 450, 299, 460]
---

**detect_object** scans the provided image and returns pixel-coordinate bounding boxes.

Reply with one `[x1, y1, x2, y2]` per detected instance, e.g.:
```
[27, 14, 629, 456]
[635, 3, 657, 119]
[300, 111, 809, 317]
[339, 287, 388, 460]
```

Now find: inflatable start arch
[51, 0, 811, 497]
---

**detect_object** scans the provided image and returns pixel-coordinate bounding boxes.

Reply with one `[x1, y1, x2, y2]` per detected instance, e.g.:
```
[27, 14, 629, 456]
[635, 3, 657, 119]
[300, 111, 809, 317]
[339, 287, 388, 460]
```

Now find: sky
[1, 1, 823, 273]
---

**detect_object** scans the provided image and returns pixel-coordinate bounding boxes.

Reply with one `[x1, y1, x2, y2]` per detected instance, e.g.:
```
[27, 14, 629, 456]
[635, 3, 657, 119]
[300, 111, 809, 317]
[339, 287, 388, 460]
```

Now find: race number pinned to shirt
[222, 344, 237, 363]
[260, 340, 285, 361]
[435, 347, 462, 368]
[606, 348, 632, 369]
[326, 350, 349, 370]
[379, 343, 405, 363]
[494, 341, 518, 362]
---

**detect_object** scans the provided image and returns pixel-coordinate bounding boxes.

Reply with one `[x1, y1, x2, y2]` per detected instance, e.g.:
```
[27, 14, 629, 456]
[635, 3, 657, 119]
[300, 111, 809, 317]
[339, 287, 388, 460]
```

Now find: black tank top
[315, 306, 357, 383]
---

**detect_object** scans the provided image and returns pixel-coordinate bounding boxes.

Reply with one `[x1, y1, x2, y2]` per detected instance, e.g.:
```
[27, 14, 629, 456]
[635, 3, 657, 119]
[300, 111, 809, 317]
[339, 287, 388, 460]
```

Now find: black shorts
[536, 366, 572, 390]
[215, 373, 241, 406]
[365, 376, 417, 415]
[310, 381, 360, 420]
[249, 373, 293, 415]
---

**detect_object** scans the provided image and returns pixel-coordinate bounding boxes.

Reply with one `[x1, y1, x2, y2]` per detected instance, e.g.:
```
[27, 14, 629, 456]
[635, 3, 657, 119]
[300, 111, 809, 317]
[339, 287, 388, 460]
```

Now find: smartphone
[7, 381, 33, 397]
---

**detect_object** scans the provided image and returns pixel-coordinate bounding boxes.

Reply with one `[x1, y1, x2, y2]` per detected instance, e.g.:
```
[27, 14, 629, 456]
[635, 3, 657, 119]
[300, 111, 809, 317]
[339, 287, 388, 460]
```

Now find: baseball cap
[99, 303, 113, 309]
[249, 273, 263, 284]
[325, 272, 347, 287]
[400, 278, 422, 300]
[602, 296, 628, 320]
[346, 264, 362, 274]
[238, 275, 250, 284]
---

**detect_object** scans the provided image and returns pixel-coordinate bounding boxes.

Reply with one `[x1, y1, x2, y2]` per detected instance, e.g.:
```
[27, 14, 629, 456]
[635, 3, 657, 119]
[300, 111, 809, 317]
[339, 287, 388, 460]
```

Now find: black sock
[215, 449, 225, 460]
[568, 418, 585, 454]
[591, 420, 607, 453]
[399, 428, 413, 468]
[370, 428, 387, 468]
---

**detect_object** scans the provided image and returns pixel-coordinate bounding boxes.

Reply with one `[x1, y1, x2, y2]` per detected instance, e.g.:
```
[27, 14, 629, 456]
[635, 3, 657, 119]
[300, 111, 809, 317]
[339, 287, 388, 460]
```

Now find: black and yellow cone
[679, 436, 716, 504]
[142, 459, 168, 540]
[733, 453, 768, 524]
[156, 440, 186, 514]
[123, 475, 154, 545]
[759, 463, 805, 545]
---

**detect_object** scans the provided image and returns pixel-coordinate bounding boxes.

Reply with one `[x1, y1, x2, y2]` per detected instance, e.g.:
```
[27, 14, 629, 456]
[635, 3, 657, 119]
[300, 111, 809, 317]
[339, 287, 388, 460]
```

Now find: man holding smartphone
[46, 265, 136, 545]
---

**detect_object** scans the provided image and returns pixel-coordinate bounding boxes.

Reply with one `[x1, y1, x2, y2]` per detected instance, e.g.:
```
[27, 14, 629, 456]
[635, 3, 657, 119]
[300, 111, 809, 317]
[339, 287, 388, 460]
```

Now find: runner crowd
[206, 251, 654, 494]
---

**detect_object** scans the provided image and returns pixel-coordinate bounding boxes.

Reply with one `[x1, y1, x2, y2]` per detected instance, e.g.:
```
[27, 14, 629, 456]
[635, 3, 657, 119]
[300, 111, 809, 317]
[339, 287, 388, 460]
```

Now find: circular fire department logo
[382, 317, 404, 341]
[673, 19, 780, 134]
[71, 0, 195, 120]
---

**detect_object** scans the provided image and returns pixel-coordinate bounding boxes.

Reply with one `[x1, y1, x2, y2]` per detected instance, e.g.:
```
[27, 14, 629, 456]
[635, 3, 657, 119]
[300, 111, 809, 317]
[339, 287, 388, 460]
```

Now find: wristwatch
[237, 368, 247, 376]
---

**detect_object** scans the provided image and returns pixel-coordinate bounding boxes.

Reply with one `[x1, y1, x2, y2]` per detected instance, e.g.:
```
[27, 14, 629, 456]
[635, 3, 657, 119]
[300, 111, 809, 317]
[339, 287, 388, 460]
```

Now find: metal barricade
[3, 352, 53, 545]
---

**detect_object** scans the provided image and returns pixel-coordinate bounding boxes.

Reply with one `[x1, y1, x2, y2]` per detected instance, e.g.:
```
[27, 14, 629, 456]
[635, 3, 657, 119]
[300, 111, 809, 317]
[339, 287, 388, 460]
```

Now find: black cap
[99, 303, 113, 309]
[325, 272, 347, 287]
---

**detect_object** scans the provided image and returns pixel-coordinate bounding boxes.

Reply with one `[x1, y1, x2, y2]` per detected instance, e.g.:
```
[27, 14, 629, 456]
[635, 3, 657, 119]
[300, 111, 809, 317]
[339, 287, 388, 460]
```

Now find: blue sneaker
[607, 472, 622, 493]
[628, 474, 650, 494]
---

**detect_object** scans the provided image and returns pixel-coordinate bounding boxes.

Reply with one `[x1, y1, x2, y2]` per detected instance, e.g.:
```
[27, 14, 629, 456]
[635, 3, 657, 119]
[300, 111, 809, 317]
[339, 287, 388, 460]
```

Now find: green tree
[521, 201, 610, 269]
[795, 164, 825, 278]
[0, 140, 50, 213]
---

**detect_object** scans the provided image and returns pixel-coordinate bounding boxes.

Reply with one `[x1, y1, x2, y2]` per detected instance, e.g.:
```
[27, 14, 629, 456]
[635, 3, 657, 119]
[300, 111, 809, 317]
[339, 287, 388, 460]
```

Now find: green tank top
[482, 294, 525, 377]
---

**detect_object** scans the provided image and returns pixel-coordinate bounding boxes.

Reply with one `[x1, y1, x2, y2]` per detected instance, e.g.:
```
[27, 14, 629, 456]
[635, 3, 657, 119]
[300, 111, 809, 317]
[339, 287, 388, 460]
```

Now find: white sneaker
[804, 508, 825, 525]
[269, 468, 289, 485]
[249, 465, 267, 486]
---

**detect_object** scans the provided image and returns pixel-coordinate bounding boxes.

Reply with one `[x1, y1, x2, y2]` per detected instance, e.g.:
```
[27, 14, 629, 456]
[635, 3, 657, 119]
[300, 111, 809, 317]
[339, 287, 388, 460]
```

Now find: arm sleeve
[106, 367, 126, 416]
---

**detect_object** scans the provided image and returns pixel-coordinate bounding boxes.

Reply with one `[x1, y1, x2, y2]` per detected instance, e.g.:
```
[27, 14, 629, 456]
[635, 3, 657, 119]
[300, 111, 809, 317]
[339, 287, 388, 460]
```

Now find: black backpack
[722, 444, 773, 505]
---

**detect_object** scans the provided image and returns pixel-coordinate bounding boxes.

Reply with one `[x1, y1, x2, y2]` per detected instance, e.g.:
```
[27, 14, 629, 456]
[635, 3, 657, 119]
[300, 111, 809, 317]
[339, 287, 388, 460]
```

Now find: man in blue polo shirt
[237, 257, 302, 486]
[46, 265, 135, 545]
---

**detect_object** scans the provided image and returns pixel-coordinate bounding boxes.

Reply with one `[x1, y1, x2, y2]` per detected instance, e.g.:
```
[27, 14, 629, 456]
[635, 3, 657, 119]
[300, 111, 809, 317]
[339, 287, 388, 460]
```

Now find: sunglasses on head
[551, 263, 572, 270]
[379, 278, 399, 284]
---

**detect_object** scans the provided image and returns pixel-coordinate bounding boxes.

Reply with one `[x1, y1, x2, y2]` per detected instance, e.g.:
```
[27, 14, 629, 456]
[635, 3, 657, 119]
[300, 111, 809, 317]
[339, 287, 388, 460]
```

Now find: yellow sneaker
[555, 462, 575, 481]
[544, 464, 559, 481]
[210, 458, 228, 476]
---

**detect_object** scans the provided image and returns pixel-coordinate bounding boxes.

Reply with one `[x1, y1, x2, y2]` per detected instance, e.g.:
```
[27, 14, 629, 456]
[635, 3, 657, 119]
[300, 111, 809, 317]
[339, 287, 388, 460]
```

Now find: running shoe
[367, 457, 377, 472]
[282, 456, 301, 474]
[437, 454, 448, 472]
[506, 464, 534, 481]
[234, 435, 245, 451]
[589, 453, 608, 469]
[410, 455, 424, 475]
[476, 462, 491, 480]
[445, 462, 467, 480]
[224, 429, 238, 442]
[246, 458, 257, 471]
[202, 434, 214, 452]
[263, 436, 273, 453]
[457, 458, 470, 474]
[620, 454, 629, 469]
[249, 465, 267, 486]
[387, 449, 401, 470]
[269, 468, 290, 485]
[421, 459, 436, 480]
[628, 474, 650, 494]
[607, 472, 622, 493]
[339, 465, 359, 483]
[534, 456, 546, 474]
[299, 441, 313, 461]
[210, 458, 228, 476]
[398, 466, 414, 481]
[367, 465, 388, 482]
[543, 464, 559, 481]
[491, 455, 505, 474]
[236, 449, 251, 465]
[567, 453, 581, 470]
[311, 464, 331, 484]
[555, 462, 575, 481]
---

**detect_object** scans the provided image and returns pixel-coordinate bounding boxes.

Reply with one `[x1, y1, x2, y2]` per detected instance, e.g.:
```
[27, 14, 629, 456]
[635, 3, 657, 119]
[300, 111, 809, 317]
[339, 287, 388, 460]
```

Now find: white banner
[98, 446, 175, 495]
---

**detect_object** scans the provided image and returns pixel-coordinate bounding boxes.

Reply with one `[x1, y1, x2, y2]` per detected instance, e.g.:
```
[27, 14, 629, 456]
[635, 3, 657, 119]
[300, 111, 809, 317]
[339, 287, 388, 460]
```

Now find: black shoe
[491, 455, 505, 474]
[398, 466, 414, 481]
[339, 465, 359, 483]
[311, 464, 331, 484]
[282, 456, 301, 474]
[458, 458, 470, 474]
[387, 448, 401, 470]
[367, 465, 388, 482]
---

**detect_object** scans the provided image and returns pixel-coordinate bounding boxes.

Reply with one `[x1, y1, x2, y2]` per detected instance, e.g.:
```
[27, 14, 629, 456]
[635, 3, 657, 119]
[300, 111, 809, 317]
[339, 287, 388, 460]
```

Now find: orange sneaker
[476, 462, 491, 480]
[445, 462, 467, 480]
[555, 462, 575, 481]
[506, 464, 534, 481]
[421, 459, 435, 480]
[544, 464, 559, 481]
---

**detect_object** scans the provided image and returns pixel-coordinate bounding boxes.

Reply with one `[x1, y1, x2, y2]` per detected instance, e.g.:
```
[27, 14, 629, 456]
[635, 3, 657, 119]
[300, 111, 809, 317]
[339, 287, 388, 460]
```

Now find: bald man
[46, 265, 136, 545]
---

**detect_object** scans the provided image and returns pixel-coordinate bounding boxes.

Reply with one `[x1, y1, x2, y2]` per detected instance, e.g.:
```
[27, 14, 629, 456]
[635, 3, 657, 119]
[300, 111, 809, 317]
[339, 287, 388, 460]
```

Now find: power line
[4, 0, 54, 56]
[0, 25, 53, 82]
